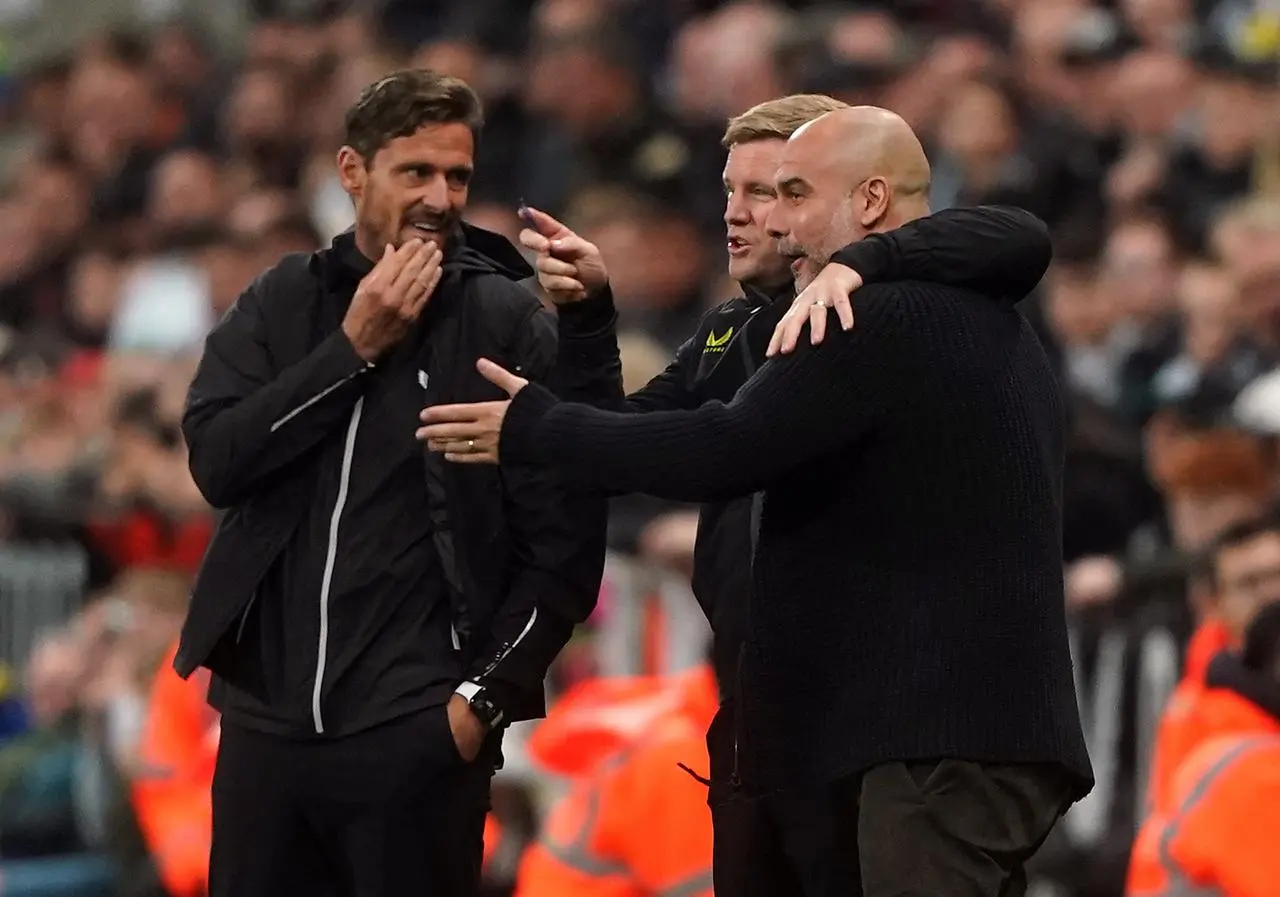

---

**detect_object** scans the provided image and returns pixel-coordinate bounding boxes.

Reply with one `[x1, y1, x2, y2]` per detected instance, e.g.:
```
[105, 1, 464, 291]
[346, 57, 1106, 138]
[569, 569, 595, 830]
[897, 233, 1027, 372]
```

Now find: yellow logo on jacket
[704, 328, 734, 354]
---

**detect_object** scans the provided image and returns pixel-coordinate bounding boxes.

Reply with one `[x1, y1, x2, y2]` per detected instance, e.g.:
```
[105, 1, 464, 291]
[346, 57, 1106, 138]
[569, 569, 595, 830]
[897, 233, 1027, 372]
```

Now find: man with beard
[424, 103, 1088, 895]
[175, 70, 613, 897]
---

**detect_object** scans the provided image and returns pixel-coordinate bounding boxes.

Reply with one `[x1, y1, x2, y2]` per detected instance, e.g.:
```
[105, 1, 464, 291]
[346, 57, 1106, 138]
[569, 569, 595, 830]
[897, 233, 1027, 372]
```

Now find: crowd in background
[1, 0, 1280, 895]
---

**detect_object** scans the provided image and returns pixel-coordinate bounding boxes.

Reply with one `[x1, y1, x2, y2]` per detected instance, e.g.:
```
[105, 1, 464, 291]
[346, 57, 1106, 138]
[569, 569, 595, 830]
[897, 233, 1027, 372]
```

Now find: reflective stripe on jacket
[131, 641, 219, 897]
[1128, 701, 1280, 897]
[515, 667, 717, 897]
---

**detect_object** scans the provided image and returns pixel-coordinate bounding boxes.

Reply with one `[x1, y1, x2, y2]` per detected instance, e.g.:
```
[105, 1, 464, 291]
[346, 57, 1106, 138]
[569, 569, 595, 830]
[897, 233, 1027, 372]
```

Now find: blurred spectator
[1128, 600, 1280, 897]
[147, 149, 224, 233]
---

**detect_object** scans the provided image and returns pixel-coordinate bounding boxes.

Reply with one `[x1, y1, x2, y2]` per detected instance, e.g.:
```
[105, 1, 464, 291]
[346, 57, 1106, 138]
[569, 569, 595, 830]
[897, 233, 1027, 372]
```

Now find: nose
[765, 203, 788, 240]
[724, 189, 750, 226]
[416, 173, 450, 210]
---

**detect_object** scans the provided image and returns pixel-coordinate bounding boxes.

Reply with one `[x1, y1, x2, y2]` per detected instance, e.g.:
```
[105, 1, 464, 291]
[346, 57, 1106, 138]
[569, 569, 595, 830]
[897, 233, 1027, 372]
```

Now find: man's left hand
[767, 262, 861, 357]
[446, 694, 486, 762]
[417, 359, 528, 463]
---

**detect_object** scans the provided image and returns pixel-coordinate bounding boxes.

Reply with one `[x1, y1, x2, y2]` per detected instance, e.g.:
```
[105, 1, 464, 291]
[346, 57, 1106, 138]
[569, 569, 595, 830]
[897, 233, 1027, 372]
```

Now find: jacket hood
[445, 221, 535, 281]
[742, 282, 792, 310]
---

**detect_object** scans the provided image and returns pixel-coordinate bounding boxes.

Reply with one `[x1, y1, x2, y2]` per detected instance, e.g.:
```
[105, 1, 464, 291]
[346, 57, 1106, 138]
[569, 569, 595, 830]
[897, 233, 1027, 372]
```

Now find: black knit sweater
[501, 280, 1094, 797]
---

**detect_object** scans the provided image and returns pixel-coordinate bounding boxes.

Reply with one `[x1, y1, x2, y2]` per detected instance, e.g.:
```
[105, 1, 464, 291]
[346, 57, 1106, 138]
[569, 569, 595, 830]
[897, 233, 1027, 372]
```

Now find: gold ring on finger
[467, 439, 476, 452]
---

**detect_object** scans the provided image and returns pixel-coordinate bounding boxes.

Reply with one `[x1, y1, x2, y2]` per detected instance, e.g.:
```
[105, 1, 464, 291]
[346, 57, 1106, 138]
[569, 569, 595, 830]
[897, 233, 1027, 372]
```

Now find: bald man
[423, 106, 1093, 896]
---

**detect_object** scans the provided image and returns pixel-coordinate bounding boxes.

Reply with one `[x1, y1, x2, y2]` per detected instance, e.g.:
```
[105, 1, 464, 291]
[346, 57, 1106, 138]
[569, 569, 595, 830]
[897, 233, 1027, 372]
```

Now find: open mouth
[788, 255, 807, 274]
[727, 236, 749, 255]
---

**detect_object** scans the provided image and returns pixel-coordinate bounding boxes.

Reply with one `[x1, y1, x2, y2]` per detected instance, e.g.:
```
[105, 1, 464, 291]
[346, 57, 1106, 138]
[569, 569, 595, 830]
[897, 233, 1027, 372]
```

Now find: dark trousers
[210, 705, 493, 897]
[712, 785, 858, 897]
[715, 760, 1073, 897]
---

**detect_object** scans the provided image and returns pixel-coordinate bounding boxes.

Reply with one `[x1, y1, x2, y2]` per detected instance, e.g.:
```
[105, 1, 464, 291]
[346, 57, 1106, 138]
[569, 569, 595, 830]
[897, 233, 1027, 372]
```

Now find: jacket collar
[742, 281, 791, 311]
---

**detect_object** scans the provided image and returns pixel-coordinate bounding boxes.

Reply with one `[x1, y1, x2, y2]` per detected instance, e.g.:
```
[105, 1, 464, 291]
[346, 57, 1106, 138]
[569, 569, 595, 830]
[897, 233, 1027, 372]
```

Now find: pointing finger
[524, 207, 569, 239]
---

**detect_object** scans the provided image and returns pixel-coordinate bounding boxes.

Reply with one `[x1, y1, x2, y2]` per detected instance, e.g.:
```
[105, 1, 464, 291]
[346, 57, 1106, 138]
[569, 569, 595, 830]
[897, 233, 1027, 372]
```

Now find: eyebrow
[725, 179, 777, 192]
[394, 161, 473, 178]
[776, 176, 808, 194]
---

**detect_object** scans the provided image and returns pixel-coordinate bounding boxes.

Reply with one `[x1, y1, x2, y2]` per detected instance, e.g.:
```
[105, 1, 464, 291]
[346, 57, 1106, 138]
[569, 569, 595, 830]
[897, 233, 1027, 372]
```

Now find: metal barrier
[0, 541, 88, 674]
[594, 552, 712, 679]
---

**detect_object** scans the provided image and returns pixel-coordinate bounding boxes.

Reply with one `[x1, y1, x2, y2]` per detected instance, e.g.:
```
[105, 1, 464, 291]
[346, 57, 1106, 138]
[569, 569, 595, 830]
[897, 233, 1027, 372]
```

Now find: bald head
[767, 106, 931, 290]
[793, 106, 930, 193]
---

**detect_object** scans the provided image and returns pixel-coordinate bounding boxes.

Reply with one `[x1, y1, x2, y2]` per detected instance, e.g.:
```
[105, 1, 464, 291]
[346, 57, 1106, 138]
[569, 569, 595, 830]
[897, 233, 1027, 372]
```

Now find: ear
[336, 146, 368, 199]
[858, 177, 890, 228]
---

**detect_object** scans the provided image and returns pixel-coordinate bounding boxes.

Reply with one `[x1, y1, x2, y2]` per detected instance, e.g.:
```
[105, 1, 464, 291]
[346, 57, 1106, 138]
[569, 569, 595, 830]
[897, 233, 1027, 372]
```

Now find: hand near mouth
[342, 238, 444, 362]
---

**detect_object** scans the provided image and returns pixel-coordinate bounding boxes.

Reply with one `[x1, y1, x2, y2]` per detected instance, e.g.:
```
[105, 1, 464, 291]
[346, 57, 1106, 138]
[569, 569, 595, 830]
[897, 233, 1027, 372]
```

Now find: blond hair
[721, 94, 849, 148]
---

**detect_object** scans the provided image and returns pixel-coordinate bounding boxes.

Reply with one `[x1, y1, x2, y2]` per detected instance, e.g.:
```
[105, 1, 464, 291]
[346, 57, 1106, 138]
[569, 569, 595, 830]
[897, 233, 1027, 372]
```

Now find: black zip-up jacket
[554, 205, 1056, 798]
[175, 224, 615, 735]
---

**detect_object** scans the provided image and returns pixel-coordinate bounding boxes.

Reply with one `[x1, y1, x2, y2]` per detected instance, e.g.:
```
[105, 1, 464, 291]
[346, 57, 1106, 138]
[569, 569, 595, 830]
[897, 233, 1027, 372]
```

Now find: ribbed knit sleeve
[499, 284, 913, 503]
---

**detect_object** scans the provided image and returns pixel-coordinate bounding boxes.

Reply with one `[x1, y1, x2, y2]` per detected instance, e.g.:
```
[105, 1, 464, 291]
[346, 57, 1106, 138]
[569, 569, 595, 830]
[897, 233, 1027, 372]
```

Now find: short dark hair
[342, 69, 484, 162]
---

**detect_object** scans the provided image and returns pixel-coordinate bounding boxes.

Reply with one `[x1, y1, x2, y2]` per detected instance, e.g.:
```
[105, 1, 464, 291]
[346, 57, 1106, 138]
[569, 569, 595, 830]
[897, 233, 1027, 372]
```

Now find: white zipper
[270, 367, 369, 433]
[235, 590, 258, 642]
[311, 398, 364, 734]
[476, 608, 539, 679]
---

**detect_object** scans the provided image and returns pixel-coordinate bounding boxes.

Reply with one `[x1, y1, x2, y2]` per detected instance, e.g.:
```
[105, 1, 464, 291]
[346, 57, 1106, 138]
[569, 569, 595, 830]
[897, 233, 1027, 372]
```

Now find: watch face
[472, 697, 502, 728]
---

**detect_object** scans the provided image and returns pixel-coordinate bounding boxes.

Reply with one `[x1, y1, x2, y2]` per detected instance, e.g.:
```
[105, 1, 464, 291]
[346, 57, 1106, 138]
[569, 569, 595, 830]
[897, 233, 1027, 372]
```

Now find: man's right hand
[517, 207, 609, 304]
[342, 238, 443, 363]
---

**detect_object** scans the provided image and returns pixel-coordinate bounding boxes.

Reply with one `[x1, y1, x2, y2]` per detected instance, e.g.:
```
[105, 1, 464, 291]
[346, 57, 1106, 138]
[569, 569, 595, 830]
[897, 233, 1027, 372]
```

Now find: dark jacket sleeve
[554, 286, 703, 413]
[499, 284, 912, 504]
[182, 263, 372, 509]
[464, 301, 612, 710]
[830, 205, 1052, 301]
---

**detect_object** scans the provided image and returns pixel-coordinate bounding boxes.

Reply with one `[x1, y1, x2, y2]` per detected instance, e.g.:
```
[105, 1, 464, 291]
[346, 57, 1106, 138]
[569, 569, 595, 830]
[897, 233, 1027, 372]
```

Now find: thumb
[476, 358, 523, 395]
[525, 206, 570, 239]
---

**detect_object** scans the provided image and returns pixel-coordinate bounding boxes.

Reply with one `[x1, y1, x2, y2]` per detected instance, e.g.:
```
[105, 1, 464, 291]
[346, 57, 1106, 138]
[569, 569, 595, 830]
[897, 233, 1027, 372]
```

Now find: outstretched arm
[426, 285, 911, 503]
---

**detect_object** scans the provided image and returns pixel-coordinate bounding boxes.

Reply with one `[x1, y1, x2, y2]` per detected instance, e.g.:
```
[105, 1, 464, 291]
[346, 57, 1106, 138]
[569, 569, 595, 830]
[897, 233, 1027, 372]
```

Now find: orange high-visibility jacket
[131, 641, 219, 897]
[1144, 619, 1232, 815]
[1127, 689, 1280, 897]
[515, 666, 718, 897]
